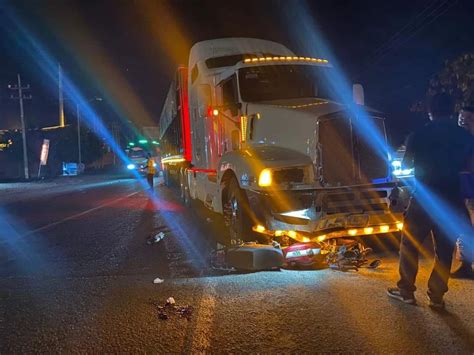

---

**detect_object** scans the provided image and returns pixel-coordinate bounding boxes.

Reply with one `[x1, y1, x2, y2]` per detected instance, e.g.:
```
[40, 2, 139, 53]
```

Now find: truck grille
[318, 112, 388, 186]
[322, 190, 389, 214]
[273, 168, 305, 185]
[325, 202, 388, 214]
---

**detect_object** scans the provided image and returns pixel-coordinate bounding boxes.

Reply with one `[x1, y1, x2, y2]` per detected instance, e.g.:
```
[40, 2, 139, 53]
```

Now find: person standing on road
[452, 106, 474, 278]
[387, 93, 474, 308]
[147, 154, 156, 189]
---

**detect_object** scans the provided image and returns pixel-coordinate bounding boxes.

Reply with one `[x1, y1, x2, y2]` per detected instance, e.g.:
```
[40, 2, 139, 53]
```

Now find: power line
[358, 0, 457, 79]
[370, 0, 456, 65]
[371, 0, 441, 58]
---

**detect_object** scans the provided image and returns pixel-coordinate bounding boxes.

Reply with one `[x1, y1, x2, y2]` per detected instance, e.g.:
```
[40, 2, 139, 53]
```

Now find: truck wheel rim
[229, 197, 240, 241]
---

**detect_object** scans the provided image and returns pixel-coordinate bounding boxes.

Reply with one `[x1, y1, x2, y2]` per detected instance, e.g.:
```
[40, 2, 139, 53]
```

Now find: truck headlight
[258, 168, 272, 187]
[127, 163, 136, 170]
[391, 160, 413, 177]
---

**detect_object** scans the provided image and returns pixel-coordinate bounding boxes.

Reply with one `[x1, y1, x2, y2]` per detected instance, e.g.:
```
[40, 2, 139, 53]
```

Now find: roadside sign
[40, 139, 50, 165]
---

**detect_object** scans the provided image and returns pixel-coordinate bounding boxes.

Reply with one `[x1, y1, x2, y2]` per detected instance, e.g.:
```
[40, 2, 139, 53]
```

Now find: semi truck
[159, 38, 409, 244]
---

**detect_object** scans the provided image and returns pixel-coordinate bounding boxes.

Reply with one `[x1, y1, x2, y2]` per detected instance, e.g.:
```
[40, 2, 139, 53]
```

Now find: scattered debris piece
[283, 242, 326, 268]
[325, 239, 381, 271]
[176, 305, 193, 321]
[147, 231, 166, 245]
[153, 277, 164, 284]
[158, 310, 168, 320]
[206, 217, 212, 223]
[209, 242, 283, 272]
[151, 297, 193, 321]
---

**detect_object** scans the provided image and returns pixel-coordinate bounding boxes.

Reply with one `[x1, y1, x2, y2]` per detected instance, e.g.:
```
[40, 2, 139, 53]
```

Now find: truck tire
[180, 169, 191, 206]
[224, 177, 257, 243]
[163, 167, 171, 187]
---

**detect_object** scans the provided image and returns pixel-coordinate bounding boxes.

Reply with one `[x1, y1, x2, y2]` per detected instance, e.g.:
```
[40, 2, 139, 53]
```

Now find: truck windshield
[128, 150, 147, 159]
[238, 65, 335, 102]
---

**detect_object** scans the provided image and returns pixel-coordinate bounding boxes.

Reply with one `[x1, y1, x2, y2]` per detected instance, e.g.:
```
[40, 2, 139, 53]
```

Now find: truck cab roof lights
[161, 156, 186, 164]
[244, 56, 329, 64]
[276, 101, 329, 109]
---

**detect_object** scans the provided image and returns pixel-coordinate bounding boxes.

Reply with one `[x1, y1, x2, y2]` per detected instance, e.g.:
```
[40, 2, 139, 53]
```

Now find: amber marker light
[258, 168, 272, 187]
[380, 225, 390, 233]
[255, 225, 266, 233]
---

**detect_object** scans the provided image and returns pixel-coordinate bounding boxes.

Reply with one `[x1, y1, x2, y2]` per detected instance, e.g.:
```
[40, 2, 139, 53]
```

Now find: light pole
[76, 97, 102, 165]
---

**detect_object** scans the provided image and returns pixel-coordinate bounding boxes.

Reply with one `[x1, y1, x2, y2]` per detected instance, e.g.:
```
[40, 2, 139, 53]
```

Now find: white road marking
[21, 190, 141, 237]
[190, 279, 218, 353]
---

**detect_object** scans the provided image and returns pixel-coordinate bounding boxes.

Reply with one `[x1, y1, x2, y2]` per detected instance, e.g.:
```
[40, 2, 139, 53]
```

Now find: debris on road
[208, 238, 382, 273]
[150, 297, 193, 321]
[147, 232, 166, 245]
[283, 242, 327, 268]
[147, 225, 171, 245]
[153, 277, 164, 284]
[209, 242, 284, 272]
[326, 239, 381, 271]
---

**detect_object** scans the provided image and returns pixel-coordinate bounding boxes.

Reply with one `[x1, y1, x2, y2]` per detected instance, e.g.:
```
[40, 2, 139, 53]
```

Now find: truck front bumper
[246, 183, 411, 242]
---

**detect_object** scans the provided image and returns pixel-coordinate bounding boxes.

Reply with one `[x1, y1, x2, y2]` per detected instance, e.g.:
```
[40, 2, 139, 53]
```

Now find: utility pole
[58, 63, 65, 127]
[76, 103, 82, 165]
[76, 97, 102, 167]
[8, 74, 32, 180]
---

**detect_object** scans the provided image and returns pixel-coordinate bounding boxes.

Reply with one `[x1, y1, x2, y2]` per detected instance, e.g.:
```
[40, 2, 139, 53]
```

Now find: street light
[76, 97, 102, 165]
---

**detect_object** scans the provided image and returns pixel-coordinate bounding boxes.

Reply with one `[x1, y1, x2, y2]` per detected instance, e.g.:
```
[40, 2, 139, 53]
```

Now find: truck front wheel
[163, 167, 171, 187]
[224, 177, 257, 244]
[180, 169, 191, 206]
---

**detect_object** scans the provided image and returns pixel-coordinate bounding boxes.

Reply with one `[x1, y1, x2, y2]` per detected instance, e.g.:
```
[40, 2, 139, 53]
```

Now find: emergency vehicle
[159, 38, 408, 244]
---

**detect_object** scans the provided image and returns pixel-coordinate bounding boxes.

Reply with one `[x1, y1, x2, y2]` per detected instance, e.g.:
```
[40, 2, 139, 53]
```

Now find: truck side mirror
[353, 84, 365, 106]
[229, 102, 241, 116]
[231, 130, 240, 150]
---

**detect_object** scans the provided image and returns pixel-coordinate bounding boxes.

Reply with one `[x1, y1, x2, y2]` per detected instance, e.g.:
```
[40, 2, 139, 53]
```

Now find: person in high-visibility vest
[147, 154, 156, 189]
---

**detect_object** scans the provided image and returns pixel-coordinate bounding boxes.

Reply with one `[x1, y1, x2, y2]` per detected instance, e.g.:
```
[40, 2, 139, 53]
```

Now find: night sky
[0, 0, 473, 145]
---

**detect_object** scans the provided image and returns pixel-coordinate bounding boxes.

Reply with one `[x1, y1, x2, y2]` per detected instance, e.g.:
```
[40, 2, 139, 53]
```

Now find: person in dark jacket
[451, 105, 474, 278]
[387, 93, 474, 308]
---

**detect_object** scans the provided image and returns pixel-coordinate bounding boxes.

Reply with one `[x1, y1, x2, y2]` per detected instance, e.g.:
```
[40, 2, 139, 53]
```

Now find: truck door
[219, 74, 241, 151]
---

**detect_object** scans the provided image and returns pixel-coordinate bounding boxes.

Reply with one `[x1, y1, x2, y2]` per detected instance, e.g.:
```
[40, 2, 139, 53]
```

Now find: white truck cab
[160, 38, 408, 244]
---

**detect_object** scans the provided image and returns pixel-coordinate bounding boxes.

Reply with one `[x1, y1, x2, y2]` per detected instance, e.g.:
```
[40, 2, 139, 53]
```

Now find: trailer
[159, 38, 409, 245]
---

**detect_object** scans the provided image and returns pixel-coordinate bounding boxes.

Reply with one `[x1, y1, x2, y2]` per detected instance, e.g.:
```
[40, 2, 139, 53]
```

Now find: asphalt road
[0, 174, 473, 353]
